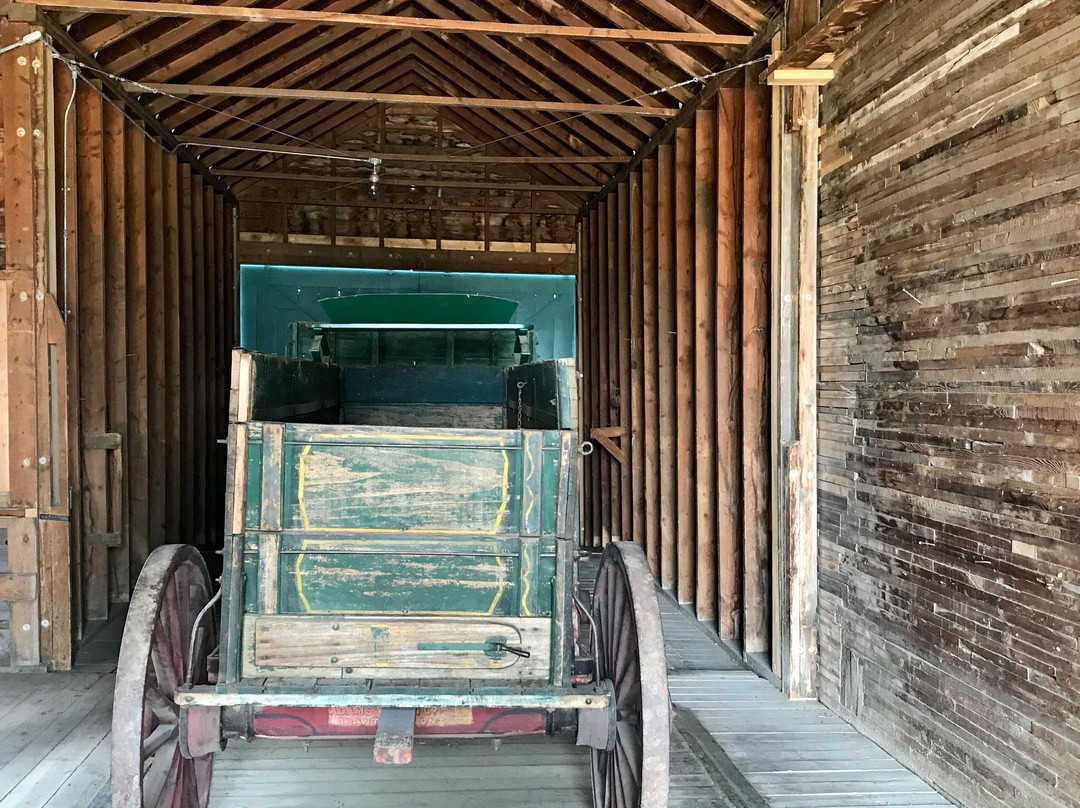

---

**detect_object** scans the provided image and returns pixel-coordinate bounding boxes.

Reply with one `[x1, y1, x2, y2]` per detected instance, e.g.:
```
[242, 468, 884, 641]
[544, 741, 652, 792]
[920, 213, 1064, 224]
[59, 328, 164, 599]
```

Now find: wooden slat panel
[674, 126, 695, 604]
[656, 142, 677, 591]
[693, 108, 718, 623]
[124, 119, 150, 580]
[178, 165, 195, 545]
[163, 153, 182, 546]
[715, 87, 743, 641]
[741, 63, 771, 656]
[145, 141, 167, 554]
[101, 101, 129, 604]
[628, 171, 647, 557]
[587, 209, 604, 548]
[596, 201, 611, 545]
[616, 182, 633, 542]
[191, 174, 207, 546]
[605, 197, 621, 542]
[245, 615, 553, 680]
[641, 158, 660, 574]
[74, 81, 108, 621]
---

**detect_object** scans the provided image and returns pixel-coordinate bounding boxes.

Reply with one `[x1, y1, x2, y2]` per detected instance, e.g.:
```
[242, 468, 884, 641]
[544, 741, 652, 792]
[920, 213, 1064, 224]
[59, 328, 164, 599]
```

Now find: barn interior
[1, 0, 1078, 806]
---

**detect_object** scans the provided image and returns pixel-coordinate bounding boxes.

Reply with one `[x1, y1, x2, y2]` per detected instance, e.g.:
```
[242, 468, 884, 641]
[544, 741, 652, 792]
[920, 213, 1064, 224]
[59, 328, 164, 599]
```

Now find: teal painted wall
[240, 265, 577, 360]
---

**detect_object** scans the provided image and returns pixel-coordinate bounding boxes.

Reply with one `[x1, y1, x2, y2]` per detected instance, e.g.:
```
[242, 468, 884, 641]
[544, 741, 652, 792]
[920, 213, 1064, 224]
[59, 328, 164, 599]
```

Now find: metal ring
[578, 441, 594, 456]
[517, 381, 526, 390]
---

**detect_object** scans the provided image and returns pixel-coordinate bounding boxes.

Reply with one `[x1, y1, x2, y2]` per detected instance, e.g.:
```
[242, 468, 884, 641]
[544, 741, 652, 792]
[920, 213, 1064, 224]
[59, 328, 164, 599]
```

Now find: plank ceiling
[45, 0, 775, 198]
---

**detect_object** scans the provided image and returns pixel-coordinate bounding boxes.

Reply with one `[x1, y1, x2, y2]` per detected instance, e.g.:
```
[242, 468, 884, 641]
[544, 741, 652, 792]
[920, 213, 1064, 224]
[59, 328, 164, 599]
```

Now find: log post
[674, 126, 696, 604]
[656, 144, 678, 591]
[716, 87, 743, 640]
[742, 63, 772, 656]
[641, 159, 660, 573]
[693, 109, 718, 623]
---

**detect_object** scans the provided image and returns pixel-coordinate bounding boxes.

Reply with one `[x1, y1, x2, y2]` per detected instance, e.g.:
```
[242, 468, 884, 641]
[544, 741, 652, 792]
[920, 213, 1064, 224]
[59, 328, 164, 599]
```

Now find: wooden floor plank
[0, 674, 112, 801]
[0, 558, 955, 808]
[656, 588, 954, 808]
[0, 684, 113, 808]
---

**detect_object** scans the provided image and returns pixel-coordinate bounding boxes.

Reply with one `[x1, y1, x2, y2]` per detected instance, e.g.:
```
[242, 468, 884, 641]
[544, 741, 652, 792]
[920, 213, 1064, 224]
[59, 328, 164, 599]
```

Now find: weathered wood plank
[674, 126, 696, 604]
[693, 108, 718, 623]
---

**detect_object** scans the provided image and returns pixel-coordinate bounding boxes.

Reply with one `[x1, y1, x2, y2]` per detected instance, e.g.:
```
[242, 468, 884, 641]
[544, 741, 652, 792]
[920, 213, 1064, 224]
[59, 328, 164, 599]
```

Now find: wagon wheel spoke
[151, 620, 181, 697]
[142, 737, 180, 807]
[145, 683, 179, 725]
[144, 723, 179, 758]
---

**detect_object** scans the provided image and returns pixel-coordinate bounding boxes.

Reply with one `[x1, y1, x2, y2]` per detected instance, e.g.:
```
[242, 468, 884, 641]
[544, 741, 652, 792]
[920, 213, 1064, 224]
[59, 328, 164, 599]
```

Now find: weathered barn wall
[817, 0, 1080, 805]
[0, 20, 237, 667]
[578, 63, 773, 669]
[58, 75, 237, 641]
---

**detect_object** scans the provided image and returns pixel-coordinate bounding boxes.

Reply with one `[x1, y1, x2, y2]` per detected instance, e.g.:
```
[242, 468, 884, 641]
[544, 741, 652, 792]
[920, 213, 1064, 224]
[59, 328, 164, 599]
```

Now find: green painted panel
[541, 448, 560, 536]
[319, 293, 519, 324]
[538, 555, 556, 614]
[280, 440, 522, 535]
[243, 551, 259, 614]
[245, 440, 263, 529]
[279, 549, 519, 615]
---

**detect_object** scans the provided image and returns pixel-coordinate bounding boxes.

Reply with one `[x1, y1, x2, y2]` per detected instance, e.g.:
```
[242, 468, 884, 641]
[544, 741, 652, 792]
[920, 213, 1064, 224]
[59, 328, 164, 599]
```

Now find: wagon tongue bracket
[574, 679, 617, 752]
[374, 707, 417, 765]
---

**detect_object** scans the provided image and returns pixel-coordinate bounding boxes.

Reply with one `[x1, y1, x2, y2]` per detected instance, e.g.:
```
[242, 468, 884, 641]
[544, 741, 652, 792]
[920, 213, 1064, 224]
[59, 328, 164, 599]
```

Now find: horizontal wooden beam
[135, 82, 679, 117]
[218, 169, 599, 193]
[766, 67, 834, 85]
[765, 0, 889, 75]
[238, 241, 576, 274]
[25, 0, 754, 45]
[240, 196, 580, 215]
[183, 136, 627, 165]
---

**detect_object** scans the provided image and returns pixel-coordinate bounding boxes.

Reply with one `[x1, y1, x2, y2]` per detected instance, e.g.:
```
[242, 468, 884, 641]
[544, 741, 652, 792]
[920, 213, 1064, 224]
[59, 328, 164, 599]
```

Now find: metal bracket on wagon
[575, 678, 617, 751]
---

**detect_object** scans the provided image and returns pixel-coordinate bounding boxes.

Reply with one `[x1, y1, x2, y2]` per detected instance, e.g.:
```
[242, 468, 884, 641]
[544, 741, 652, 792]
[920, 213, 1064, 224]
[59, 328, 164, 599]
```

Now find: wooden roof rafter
[19, 0, 777, 209]
[184, 34, 644, 176]
[186, 42, 632, 182]
[202, 63, 607, 196]
[24, 0, 755, 44]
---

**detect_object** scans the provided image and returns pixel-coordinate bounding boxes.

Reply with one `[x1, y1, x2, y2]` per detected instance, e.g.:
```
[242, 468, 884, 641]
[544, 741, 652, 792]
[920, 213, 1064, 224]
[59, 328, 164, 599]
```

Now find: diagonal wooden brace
[590, 426, 629, 466]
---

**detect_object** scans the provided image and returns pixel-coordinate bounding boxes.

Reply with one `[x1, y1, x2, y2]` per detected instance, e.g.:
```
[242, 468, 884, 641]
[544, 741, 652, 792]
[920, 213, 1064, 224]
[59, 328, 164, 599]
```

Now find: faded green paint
[282, 550, 519, 615]
[220, 361, 578, 690]
[285, 441, 520, 535]
[243, 551, 259, 614]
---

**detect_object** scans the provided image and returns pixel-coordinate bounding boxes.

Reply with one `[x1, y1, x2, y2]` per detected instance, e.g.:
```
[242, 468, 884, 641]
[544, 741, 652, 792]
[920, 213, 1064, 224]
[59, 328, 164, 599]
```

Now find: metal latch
[417, 637, 531, 660]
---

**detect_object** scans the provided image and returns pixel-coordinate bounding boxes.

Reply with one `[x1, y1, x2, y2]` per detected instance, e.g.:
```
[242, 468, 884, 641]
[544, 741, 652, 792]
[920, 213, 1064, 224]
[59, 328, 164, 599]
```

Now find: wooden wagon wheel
[112, 544, 216, 808]
[590, 541, 670, 808]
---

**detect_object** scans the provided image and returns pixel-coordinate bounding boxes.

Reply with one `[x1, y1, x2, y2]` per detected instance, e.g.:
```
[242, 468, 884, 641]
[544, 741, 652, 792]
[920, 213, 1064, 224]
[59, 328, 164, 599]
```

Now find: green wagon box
[111, 306, 670, 808]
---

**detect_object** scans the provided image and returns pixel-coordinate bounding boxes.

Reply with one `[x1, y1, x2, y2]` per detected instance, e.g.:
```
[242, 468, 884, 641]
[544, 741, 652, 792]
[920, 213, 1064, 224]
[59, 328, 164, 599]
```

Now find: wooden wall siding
[0, 22, 70, 668]
[235, 105, 579, 254]
[816, 0, 1080, 805]
[579, 71, 773, 660]
[73, 77, 235, 637]
[0, 29, 236, 665]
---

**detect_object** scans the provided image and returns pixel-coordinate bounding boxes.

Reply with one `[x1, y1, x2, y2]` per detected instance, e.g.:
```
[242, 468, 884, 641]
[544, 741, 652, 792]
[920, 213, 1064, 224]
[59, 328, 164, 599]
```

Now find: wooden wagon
[110, 311, 670, 808]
